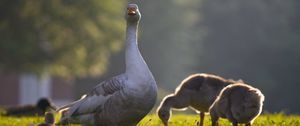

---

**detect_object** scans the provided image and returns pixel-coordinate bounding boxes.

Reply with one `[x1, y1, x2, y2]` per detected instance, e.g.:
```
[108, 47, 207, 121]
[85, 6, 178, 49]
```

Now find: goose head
[125, 4, 141, 23]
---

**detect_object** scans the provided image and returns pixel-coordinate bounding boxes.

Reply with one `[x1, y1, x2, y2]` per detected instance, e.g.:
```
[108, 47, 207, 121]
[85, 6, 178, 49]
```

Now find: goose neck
[125, 22, 149, 77]
[125, 22, 138, 47]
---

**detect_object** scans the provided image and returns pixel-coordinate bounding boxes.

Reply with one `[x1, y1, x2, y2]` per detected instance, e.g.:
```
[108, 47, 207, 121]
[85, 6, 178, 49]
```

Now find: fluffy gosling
[157, 73, 241, 126]
[209, 83, 265, 126]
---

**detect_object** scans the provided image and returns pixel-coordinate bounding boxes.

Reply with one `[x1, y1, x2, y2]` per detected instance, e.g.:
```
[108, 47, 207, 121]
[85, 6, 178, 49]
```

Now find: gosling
[5, 98, 56, 116]
[157, 73, 241, 126]
[209, 83, 265, 126]
[37, 112, 55, 126]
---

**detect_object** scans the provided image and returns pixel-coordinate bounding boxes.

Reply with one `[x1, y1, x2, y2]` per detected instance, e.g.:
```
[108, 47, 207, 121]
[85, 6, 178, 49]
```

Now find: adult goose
[57, 4, 157, 126]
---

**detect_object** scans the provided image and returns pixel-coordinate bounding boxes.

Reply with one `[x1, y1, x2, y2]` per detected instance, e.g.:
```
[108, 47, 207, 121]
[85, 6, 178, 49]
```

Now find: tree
[137, 0, 201, 91]
[0, 0, 125, 77]
[195, 0, 300, 113]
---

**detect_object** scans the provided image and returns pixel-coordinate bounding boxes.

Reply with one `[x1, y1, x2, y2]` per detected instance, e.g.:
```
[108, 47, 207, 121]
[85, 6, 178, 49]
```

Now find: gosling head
[36, 98, 56, 112]
[157, 108, 171, 126]
[125, 4, 141, 23]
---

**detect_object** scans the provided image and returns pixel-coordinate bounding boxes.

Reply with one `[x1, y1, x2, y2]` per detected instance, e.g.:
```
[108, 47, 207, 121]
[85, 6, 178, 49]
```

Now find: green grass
[139, 113, 300, 126]
[0, 113, 300, 126]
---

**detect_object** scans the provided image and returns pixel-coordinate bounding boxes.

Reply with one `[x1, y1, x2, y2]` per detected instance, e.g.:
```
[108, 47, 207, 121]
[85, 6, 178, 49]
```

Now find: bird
[4, 98, 56, 117]
[209, 83, 265, 126]
[56, 4, 157, 126]
[37, 112, 55, 126]
[157, 73, 242, 126]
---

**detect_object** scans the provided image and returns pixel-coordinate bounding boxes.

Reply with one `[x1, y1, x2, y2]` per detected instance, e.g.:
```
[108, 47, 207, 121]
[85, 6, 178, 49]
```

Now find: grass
[140, 113, 300, 126]
[0, 113, 300, 126]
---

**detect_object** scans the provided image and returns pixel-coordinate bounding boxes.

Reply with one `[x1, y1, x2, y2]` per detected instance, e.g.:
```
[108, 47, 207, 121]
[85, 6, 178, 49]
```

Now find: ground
[0, 112, 299, 126]
[139, 113, 300, 126]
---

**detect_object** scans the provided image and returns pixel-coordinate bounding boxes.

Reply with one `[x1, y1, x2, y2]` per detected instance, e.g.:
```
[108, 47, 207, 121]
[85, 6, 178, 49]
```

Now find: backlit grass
[0, 113, 299, 126]
[138, 112, 300, 126]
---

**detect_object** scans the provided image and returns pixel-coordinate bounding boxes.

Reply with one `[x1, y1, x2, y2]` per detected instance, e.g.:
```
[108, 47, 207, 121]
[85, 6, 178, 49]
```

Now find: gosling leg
[199, 112, 205, 126]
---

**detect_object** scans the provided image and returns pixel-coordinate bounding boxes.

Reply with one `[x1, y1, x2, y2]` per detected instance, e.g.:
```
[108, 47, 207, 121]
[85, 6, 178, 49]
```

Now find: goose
[209, 83, 265, 126]
[57, 4, 157, 126]
[157, 73, 241, 126]
[4, 98, 56, 117]
[37, 112, 55, 126]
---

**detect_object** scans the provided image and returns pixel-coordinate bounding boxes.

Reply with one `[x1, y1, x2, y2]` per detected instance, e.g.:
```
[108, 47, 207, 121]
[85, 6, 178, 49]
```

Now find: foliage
[195, 0, 300, 113]
[0, 0, 125, 77]
[0, 113, 300, 126]
[136, 0, 201, 90]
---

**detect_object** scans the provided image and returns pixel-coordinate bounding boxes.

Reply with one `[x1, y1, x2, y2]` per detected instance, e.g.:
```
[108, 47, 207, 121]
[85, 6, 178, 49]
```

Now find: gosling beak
[163, 121, 168, 126]
[127, 8, 136, 16]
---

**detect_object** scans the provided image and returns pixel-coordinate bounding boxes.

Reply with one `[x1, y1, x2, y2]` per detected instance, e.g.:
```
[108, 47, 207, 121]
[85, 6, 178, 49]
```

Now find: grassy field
[0, 113, 300, 126]
[139, 113, 300, 126]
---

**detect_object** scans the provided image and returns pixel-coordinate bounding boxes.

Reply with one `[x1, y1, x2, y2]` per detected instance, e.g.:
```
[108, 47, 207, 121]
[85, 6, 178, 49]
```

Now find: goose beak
[127, 7, 136, 16]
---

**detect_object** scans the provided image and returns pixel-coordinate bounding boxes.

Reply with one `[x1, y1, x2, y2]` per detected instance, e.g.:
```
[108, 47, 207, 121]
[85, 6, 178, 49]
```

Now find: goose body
[157, 73, 240, 126]
[57, 4, 157, 126]
[209, 83, 265, 126]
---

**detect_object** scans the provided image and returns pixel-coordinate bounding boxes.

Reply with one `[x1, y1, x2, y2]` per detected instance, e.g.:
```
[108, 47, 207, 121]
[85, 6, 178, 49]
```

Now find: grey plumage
[157, 73, 240, 126]
[209, 83, 265, 126]
[57, 4, 157, 126]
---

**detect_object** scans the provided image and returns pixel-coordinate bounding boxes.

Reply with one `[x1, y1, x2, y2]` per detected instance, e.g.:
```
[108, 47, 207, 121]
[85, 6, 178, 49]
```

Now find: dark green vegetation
[0, 0, 125, 76]
[0, 113, 299, 126]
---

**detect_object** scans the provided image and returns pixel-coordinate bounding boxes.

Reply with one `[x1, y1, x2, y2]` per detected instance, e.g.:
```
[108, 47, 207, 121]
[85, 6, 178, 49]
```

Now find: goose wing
[62, 76, 125, 117]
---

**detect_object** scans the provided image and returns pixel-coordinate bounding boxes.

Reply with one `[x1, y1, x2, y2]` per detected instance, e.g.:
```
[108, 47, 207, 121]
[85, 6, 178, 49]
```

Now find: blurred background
[0, 0, 299, 114]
